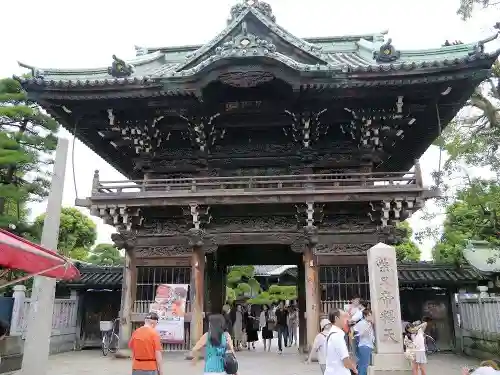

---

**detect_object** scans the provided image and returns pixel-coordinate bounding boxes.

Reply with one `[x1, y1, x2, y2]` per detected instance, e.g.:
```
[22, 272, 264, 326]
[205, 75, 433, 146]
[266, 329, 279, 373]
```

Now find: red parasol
[0, 228, 80, 287]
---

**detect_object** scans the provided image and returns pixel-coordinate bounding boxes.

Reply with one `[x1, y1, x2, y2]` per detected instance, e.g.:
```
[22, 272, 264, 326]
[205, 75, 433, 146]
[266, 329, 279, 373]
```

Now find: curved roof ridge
[17, 51, 164, 76]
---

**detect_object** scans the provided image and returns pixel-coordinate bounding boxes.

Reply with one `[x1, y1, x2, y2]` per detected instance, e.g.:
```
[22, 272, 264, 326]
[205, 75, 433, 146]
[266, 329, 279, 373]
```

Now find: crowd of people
[126, 295, 499, 375]
[222, 301, 299, 353]
[306, 296, 433, 375]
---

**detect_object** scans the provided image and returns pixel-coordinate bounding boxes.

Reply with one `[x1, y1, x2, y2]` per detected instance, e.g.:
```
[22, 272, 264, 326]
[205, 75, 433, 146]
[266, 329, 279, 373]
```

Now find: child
[408, 321, 427, 375]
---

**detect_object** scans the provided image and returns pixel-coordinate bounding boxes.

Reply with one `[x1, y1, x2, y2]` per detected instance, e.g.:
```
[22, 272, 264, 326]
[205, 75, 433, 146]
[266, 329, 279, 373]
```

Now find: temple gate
[17, 0, 500, 354]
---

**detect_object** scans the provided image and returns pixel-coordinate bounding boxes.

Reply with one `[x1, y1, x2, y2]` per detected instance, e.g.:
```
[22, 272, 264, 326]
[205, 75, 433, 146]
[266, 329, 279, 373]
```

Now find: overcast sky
[2, 0, 499, 259]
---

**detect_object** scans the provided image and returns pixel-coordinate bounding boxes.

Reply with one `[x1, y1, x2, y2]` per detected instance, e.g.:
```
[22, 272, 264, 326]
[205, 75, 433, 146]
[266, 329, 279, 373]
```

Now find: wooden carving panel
[314, 243, 373, 255]
[138, 220, 186, 236]
[135, 245, 192, 258]
[322, 214, 376, 231]
[209, 216, 297, 232]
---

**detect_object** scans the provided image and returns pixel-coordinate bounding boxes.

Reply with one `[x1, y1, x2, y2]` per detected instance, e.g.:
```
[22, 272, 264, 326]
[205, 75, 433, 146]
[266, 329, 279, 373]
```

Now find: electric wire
[71, 119, 79, 199]
[435, 103, 443, 187]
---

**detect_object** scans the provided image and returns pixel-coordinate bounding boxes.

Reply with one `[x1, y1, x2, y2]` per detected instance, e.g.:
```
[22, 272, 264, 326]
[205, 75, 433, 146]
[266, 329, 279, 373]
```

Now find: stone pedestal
[367, 243, 411, 375]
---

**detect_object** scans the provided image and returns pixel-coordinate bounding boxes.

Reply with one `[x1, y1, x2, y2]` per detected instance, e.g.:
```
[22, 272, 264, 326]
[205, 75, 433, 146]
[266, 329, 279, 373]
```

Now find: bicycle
[100, 318, 120, 356]
[424, 333, 439, 354]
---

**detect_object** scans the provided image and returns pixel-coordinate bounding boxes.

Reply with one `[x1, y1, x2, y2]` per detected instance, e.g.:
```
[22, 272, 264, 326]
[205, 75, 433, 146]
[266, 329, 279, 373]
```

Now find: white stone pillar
[9, 285, 26, 336]
[367, 243, 410, 375]
[20, 139, 68, 375]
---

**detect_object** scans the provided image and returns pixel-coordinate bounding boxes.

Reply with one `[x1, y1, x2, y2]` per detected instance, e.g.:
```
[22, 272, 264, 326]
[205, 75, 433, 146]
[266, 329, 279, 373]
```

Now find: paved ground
[42, 347, 479, 375]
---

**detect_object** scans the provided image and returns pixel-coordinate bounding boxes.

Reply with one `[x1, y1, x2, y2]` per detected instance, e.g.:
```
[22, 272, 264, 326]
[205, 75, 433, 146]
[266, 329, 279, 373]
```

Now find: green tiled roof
[15, 1, 500, 89]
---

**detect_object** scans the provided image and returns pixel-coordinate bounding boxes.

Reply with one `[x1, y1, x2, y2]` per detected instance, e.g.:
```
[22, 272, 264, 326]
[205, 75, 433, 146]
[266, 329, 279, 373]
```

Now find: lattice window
[136, 266, 191, 302]
[320, 265, 370, 302]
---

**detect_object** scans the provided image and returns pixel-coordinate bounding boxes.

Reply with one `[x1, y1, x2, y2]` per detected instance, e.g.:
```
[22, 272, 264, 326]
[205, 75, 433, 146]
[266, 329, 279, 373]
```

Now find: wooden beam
[133, 232, 381, 247]
[88, 187, 428, 207]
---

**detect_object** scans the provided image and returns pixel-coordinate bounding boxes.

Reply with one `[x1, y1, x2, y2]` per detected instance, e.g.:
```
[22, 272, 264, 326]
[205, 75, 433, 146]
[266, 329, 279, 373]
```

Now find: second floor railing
[91, 170, 423, 196]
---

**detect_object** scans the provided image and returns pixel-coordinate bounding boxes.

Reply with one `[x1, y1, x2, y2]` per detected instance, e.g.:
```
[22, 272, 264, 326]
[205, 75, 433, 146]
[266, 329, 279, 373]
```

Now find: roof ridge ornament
[373, 38, 401, 63]
[228, 0, 276, 24]
[108, 55, 135, 78]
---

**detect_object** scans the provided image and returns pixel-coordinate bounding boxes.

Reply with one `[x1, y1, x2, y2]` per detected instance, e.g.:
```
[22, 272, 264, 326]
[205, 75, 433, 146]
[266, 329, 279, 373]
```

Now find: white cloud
[2, 0, 499, 256]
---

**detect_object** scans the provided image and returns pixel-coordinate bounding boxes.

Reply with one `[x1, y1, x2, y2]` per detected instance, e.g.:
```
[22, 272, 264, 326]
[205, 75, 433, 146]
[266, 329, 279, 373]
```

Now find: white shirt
[351, 308, 364, 325]
[353, 320, 374, 348]
[325, 325, 351, 375]
[472, 368, 500, 375]
[311, 331, 328, 364]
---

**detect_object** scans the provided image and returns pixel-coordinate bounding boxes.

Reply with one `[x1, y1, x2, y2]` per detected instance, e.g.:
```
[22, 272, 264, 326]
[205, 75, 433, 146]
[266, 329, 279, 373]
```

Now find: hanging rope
[71, 118, 80, 199]
[435, 103, 444, 188]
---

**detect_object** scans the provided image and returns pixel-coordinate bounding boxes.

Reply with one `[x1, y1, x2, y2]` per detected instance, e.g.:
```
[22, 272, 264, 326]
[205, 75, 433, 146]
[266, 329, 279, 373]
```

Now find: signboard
[149, 284, 189, 344]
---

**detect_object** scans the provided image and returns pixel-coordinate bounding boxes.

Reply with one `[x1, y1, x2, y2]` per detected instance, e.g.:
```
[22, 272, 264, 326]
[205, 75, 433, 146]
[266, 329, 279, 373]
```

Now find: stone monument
[367, 243, 411, 375]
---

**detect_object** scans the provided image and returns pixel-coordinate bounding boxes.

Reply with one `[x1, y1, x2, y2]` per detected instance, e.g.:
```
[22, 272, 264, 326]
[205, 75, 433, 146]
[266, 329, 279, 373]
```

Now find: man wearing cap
[128, 312, 164, 375]
[305, 318, 332, 374]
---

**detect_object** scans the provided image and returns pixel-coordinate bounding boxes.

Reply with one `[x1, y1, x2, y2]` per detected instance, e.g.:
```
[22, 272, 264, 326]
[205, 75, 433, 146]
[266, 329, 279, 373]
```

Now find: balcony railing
[91, 171, 422, 196]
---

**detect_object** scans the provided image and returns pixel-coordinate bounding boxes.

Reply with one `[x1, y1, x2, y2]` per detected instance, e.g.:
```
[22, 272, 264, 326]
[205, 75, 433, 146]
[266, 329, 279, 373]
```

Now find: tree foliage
[225, 265, 260, 301]
[395, 221, 422, 261]
[0, 77, 59, 230]
[439, 62, 500, 180]
[87, 243, 124, 265]
[248, 285, 297, 305]
[433, 180, 500, 263]
[31, 207, 97, 260]
[457, 0, 499, 20]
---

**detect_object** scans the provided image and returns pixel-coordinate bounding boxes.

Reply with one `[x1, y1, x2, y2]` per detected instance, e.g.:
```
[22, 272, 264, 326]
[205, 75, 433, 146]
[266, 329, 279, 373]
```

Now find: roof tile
[63, 261, 488, 288]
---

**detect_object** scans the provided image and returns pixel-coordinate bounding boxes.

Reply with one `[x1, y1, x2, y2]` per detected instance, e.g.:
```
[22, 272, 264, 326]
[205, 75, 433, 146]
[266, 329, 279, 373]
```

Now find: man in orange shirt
[129, 312, 164, 375]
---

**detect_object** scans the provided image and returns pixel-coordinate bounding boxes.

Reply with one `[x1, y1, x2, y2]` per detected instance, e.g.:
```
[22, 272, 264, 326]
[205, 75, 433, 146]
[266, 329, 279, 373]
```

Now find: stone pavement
[42, 347, 479, 375]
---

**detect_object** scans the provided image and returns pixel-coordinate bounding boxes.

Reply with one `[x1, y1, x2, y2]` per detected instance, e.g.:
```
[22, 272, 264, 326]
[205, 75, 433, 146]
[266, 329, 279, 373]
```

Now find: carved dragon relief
[284, 109, 329, 148]
[137, 219, 186, 236]
[322, 214, 376, 231]
[342, 101, 416, 155]
[101, 110, 167, 156]
[210, 216, 297, 232]
[314, 243, 373, 255]
[135, 245, 192, 258]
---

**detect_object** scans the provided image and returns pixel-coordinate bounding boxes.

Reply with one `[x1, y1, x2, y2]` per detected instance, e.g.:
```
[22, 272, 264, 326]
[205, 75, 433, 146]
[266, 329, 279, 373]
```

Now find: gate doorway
[207, 244, 307, 351]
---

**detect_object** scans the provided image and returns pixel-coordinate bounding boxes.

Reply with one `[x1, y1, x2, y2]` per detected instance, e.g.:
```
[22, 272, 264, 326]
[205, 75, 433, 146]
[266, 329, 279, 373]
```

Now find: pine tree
[0, 77, 59, 231]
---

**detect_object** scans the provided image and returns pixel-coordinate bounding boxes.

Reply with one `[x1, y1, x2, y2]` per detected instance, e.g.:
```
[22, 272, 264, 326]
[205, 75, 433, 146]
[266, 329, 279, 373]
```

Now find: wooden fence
[456, 293, 500, 359]
[9, 285, 79, 353]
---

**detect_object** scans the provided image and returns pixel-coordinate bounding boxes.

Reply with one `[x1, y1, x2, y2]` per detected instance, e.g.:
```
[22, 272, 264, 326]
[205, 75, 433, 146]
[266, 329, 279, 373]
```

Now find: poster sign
[149, 284, 189, 343]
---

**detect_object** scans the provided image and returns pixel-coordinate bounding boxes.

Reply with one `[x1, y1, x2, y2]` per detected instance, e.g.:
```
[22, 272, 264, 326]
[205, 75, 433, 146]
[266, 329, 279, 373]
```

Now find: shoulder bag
[223, 352, 238, 374]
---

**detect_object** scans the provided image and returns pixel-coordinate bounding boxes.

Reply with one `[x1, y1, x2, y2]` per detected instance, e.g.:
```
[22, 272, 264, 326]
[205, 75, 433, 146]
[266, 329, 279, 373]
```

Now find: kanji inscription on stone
[378, 290, 395, 307]
[379, 309, 396, 324]
[375, 256, 392, 273]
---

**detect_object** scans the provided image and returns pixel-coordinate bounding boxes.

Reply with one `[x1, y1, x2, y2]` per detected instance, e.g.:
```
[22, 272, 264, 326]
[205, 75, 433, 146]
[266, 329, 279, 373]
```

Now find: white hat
[320, 318, 331, 330]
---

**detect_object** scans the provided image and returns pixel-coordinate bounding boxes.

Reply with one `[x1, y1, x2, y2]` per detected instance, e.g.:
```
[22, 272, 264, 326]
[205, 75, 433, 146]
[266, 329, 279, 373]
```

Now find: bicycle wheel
[102, 333, 110, 356]
[108, 333, 120, 354]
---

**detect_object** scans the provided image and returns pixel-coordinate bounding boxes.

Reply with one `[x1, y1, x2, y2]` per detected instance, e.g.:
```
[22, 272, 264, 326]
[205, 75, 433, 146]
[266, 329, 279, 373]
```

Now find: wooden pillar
[117, 250, 136, 355]
[304, 246, 319, 352]
[211, 258, 225, 314]
[190, 246, 205, 347]
[205, 253, 214, 314]
[297, 260, 306, 352]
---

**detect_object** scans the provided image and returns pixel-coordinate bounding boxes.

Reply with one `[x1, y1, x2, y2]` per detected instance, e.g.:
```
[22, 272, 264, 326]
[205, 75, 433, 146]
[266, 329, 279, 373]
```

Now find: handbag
[223, 352, 238, 375]
[252, 317, 260, 331]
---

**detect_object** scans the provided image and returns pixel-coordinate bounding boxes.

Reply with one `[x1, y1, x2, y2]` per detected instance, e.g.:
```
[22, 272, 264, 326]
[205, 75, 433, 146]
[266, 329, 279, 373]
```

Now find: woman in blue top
[190, 314, 238, 375]
[353, 309, 375, 375]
